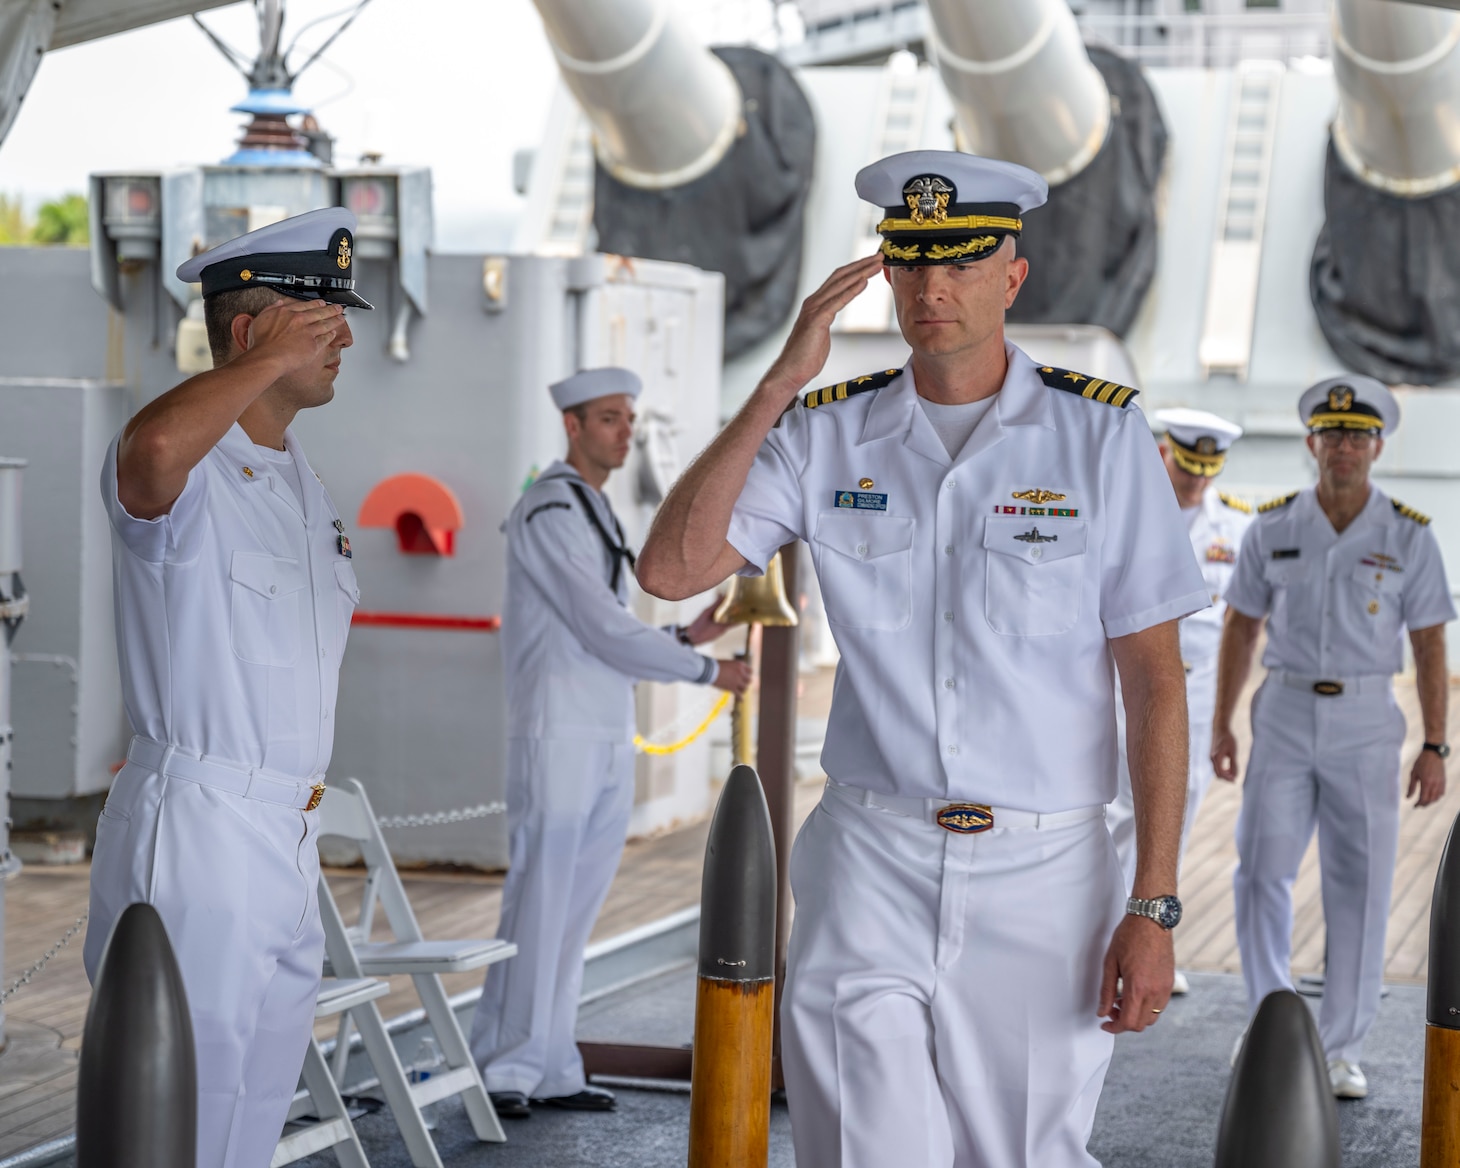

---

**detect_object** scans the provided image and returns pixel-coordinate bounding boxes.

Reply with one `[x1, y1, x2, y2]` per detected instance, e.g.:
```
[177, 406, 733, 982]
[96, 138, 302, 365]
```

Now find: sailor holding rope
[469, 366, 750, 1119]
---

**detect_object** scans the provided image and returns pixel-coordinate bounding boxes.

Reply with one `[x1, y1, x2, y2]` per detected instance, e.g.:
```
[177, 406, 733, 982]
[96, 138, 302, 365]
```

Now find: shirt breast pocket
[812, 512, 915, 632]
[983, 517, 1087, 636]
[334, 560, 361, 650]
[1351, 562, 1404, 638]
[229, 552, 307, 667]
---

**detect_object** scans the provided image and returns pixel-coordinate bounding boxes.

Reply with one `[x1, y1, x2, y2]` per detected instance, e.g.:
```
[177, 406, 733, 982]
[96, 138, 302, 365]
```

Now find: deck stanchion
[76, 903, 196, 1168]
[1214, 989, 1339, 1168]
[687, 764, 777, 1168]
[1422, 809, 1460, 1165]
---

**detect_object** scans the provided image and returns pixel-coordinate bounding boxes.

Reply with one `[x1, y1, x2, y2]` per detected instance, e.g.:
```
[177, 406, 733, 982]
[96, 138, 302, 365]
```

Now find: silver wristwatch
[1126, 894, 1182, 930]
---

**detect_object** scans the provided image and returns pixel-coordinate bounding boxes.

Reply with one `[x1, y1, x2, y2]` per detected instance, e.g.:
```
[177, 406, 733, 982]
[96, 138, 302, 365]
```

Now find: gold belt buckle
[306, 782, 326, 812]
[936, 803, 994, 834]
[1312, 680, 1344, 697]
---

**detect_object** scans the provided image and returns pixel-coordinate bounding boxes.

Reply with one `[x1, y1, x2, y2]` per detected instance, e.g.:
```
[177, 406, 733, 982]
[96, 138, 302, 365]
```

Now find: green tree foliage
[30, 195, 89, 245]
[0, 195, 28, 244]
[0, 193, 90, 246]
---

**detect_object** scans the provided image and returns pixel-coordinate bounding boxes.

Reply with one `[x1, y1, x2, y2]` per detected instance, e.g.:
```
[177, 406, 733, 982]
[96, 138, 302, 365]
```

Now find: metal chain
[1, 914, 87, 1005]
[374, 803, 506, 829]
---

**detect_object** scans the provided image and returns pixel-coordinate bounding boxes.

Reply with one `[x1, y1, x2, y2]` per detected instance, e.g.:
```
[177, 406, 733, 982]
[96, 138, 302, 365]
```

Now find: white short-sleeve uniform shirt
[728, 345, 1210, 812]
[1225, 486, 1455, 675]
[102, 422, 359, 779]
[1181, 490, 1254, 666]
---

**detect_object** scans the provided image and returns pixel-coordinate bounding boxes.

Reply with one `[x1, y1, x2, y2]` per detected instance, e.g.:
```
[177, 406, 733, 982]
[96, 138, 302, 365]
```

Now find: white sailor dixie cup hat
[1298, 374, 1399, 437]
[549, 367, 643, 412]
[855, 149, 1048, 267]
[176, 206, 373, 309]
[1154, 407, 1244, 477]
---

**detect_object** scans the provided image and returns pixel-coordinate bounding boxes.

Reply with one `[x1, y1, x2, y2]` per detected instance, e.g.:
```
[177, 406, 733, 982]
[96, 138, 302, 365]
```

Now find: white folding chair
[317, 778, 516, 1168]
[273, 977, 388, 1168]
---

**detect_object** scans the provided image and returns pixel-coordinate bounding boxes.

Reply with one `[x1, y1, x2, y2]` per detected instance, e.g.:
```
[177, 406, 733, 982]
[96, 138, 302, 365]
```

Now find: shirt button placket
[936, 474, 958, 779]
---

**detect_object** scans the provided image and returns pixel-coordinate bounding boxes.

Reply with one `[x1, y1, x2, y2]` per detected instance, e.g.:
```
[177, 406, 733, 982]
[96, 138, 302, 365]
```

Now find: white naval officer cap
[176, 207, 373, 309]
[1153, 407, 1244, 478]
[1298, 374, 1398, 437]
[549, 367, 643, 412]
[855, 150, 1048, 267]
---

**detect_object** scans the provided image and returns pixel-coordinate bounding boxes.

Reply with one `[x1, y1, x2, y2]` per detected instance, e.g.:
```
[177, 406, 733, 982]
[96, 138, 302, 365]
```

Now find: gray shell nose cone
[1214, 989, 1340, 1168]
[77, 903, 197, 1168]
[698, 764, 777, 982]
[1429, 810, 1460, 1027]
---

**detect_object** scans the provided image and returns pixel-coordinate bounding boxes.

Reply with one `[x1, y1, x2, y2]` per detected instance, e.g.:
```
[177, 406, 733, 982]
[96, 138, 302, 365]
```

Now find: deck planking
[0, 668, 1455, 1158]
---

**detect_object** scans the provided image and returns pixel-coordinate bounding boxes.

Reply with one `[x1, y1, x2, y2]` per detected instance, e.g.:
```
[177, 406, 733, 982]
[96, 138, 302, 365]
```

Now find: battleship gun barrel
[924, 0, 1110, 184]
[530, 0, 742, 190]
[1332, 0, 1460, 195]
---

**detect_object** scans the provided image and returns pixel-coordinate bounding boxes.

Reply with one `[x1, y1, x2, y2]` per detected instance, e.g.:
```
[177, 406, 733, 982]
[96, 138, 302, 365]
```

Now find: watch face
[1157, 896, 1183, 930]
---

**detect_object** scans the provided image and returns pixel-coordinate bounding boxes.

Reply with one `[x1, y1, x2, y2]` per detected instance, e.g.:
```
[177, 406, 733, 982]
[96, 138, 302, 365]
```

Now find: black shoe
[489, 1090, 531, 1119]
[530, 1086, 617, 1112]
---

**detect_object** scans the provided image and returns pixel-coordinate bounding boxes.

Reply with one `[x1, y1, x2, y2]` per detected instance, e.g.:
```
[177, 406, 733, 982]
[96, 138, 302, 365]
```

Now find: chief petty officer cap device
[549, 367, 643, 412]
[1154, 407, 1244, 478]
[176, 206, 374, 310]
[855, 149, 1048, 267]
[1298, 373, 1399, 437]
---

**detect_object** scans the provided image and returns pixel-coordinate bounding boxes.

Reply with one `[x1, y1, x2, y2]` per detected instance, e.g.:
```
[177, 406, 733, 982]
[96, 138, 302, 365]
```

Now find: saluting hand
[760, 254, 885, 408]
[245, 298, 349, 375]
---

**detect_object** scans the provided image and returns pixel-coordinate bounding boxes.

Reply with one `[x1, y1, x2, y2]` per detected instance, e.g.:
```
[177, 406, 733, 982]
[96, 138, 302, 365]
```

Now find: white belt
[826, 779, 1105, 834]
[1274, 671, 1392, 698]
[126, 736, 326, 811]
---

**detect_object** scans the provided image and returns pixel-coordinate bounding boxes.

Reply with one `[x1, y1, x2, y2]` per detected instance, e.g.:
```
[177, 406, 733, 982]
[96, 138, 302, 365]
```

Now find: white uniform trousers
[470, 738, 635, 1097]
[1233, 677, 1405, 1063]
[1107, 655, 1218, 889]
[83, 762, 324, 1168]
[782, 781, 1124, 1168]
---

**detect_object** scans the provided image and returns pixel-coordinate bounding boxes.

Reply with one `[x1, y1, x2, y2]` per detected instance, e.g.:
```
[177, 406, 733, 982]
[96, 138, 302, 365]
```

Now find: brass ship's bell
[713, 551, 798, 768]
[712, 551, 799, 629]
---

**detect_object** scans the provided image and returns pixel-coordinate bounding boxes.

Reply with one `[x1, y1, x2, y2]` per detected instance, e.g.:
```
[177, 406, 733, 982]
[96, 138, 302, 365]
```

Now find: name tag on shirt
[835, 490, 888, 512]
[1271, 548, 1301, 560]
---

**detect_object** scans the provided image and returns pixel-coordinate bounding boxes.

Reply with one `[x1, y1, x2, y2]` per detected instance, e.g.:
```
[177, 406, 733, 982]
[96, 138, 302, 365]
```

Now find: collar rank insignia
[1014, 527, 1057, 544]
[936, 804, 994, 834]
[803, 367, 902, 410]
[1036, 365, 1139, 409]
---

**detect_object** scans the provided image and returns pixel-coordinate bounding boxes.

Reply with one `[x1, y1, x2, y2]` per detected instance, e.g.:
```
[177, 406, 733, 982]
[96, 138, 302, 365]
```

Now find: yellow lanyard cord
[634, 692, 732, 756]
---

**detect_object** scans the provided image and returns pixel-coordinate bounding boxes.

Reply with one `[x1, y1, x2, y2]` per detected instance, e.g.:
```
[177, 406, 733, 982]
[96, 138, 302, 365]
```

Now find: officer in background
[471, 367, 751, 1118]
[85, 209, 366, 1168]
[1107, 408, 1250, 996]
[638, 152, 1209, 1168]
[1213, 375, 1454, 1099]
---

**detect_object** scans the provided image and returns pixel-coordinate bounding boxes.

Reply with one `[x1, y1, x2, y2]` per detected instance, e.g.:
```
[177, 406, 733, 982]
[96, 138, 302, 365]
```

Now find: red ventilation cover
[357, 473, 464, 556]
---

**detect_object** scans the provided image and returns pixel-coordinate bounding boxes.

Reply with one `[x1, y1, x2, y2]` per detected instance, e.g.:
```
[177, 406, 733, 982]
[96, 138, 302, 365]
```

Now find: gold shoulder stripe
[1392, 499, 1432, 526]
[1258, 491, 1299, 514]
[1036, 365, 1139, 409]
[1218, 491, 1253, 515]
[802, 367, 902, 410]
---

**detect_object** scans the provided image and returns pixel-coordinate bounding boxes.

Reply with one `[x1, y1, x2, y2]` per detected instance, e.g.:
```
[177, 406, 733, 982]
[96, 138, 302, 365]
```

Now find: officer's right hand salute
[117, 296, 350, 521]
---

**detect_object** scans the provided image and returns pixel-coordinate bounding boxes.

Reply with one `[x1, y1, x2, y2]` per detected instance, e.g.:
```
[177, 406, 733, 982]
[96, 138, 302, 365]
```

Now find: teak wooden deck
[0, 669, 1454, 1160]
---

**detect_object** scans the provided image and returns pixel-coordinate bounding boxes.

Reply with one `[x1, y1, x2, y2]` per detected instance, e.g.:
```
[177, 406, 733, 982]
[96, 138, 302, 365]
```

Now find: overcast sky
[0, 0, 788, 250]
